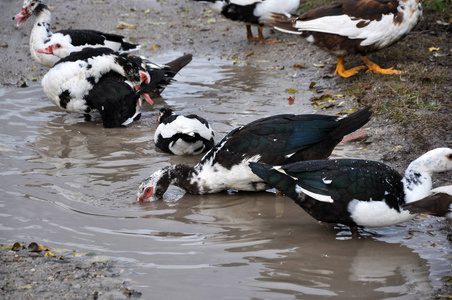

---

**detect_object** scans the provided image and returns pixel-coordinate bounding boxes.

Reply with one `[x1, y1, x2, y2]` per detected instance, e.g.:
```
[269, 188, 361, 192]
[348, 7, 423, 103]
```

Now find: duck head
[136, 167, 173, 202]
[13, 0, 46, 27]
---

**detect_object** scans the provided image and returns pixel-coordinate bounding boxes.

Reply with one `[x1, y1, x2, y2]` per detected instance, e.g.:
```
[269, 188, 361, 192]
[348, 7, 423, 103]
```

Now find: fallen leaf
[150, 44, 160, 51]
[11, 242, 21, 251]
[44, 250, 57, 257]
[245, 52, 254, 58]
[266, 66, 284, 70]
[293, 63, 305, 69]
[344, 108, 358, 114]
[143, 8, 151, 14]
[429, 46, 440, 52]
[117, 21, 137, 30]
[436, 20, 450, 26]
[286, 88, 298, 94]
[122, 288, 142, 297]
[313, 63, 324, 68]
[309, 82, 316, 89]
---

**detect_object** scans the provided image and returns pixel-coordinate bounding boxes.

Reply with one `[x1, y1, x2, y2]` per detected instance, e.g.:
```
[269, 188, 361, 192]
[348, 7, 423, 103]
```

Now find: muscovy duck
[249, 148, 452, 228]
[13, 0, 140, 67]
[403, 185, 452, 220]
[40, 47, 160, 127]
[136, 106, 372, 202]
[85, 70, 165, 128]
[154, 108, 215, 155]
[192, 0, 300, 43]
[38, 43, 193, 98]
[270, 0, 422, 77]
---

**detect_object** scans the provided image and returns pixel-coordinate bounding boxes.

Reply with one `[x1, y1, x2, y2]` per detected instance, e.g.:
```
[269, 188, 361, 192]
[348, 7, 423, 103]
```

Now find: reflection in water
[0, 56, 449, 299]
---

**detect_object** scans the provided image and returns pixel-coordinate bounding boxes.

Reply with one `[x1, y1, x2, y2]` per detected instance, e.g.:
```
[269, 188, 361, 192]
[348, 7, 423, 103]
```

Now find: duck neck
[402, 160, 433, 204]
[30, 5, 54, 66]
[167, 164, 201, 195]
[31, 4, 52, 47]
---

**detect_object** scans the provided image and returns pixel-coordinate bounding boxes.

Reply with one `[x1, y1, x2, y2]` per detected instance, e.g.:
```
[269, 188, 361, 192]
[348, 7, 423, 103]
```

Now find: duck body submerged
[154, 108, 215, 156]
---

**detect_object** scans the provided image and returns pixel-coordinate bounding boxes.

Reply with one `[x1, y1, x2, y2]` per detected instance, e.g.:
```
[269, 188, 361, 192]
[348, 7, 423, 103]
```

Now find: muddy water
[0, 55, 450, 299]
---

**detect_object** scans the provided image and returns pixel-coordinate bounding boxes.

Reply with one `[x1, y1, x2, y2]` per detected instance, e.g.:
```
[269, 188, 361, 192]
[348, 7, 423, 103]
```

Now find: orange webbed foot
[334, 56, 365, 77]
[361, 56, 405, 75]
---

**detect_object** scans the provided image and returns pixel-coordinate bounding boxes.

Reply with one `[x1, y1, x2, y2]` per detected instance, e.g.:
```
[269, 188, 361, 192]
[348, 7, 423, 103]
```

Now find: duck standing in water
[137, 107, 372, 202]
[38, 42, 193, 98]
[13, 0, 140, 67]
[40, 47, 160, 127]
[250, 148, 452, 228]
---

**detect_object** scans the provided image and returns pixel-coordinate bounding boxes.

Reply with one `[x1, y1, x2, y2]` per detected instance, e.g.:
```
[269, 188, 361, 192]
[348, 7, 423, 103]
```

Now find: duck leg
[361, 56, 404, 75]
[334, 56, 366, 78]
[257, 26, 279, 44]
[246, 24, 255, 41]
[246, 25, 279, 44]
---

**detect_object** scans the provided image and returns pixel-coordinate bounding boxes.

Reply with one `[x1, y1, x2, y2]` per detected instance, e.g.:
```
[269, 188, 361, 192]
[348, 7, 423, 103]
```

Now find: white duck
[13, 0, 140, 67]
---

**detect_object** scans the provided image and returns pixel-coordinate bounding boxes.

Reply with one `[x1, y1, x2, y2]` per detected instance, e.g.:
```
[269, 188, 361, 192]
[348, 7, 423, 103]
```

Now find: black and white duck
[38, 43, 193, 98]
[13, 0, 140, 67]
[250, 148, 452, 228]
[270, 0, 422, 77]
[40, 47, 161, 127]
[192, 0, 300, 43]
[136, 106, 372, 202]
[154, 108, 215, 155]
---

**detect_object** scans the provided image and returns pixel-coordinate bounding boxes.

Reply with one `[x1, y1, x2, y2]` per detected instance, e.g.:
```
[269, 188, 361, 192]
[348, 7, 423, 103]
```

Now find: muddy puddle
[0, 55, 450, 299]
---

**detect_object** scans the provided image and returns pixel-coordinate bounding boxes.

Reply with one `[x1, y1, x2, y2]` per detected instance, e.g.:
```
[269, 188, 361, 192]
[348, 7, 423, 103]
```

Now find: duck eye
[140, 73, 149, 84]
[447, 154, 452, 160]
[56, 43, 61, 49]
[144, 187, 154, 197]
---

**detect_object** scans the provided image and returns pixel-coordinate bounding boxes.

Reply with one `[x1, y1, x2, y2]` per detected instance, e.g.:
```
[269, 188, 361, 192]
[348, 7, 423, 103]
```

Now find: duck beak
[141, 93, 153, 105]
[135, 84, 153, 105]
[37, 45, 53, 54]
[13, 8, 31, 27]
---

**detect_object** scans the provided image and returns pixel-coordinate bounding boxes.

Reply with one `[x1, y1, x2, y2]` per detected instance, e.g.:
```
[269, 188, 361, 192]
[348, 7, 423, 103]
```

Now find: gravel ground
[0, 243, 138, 300]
